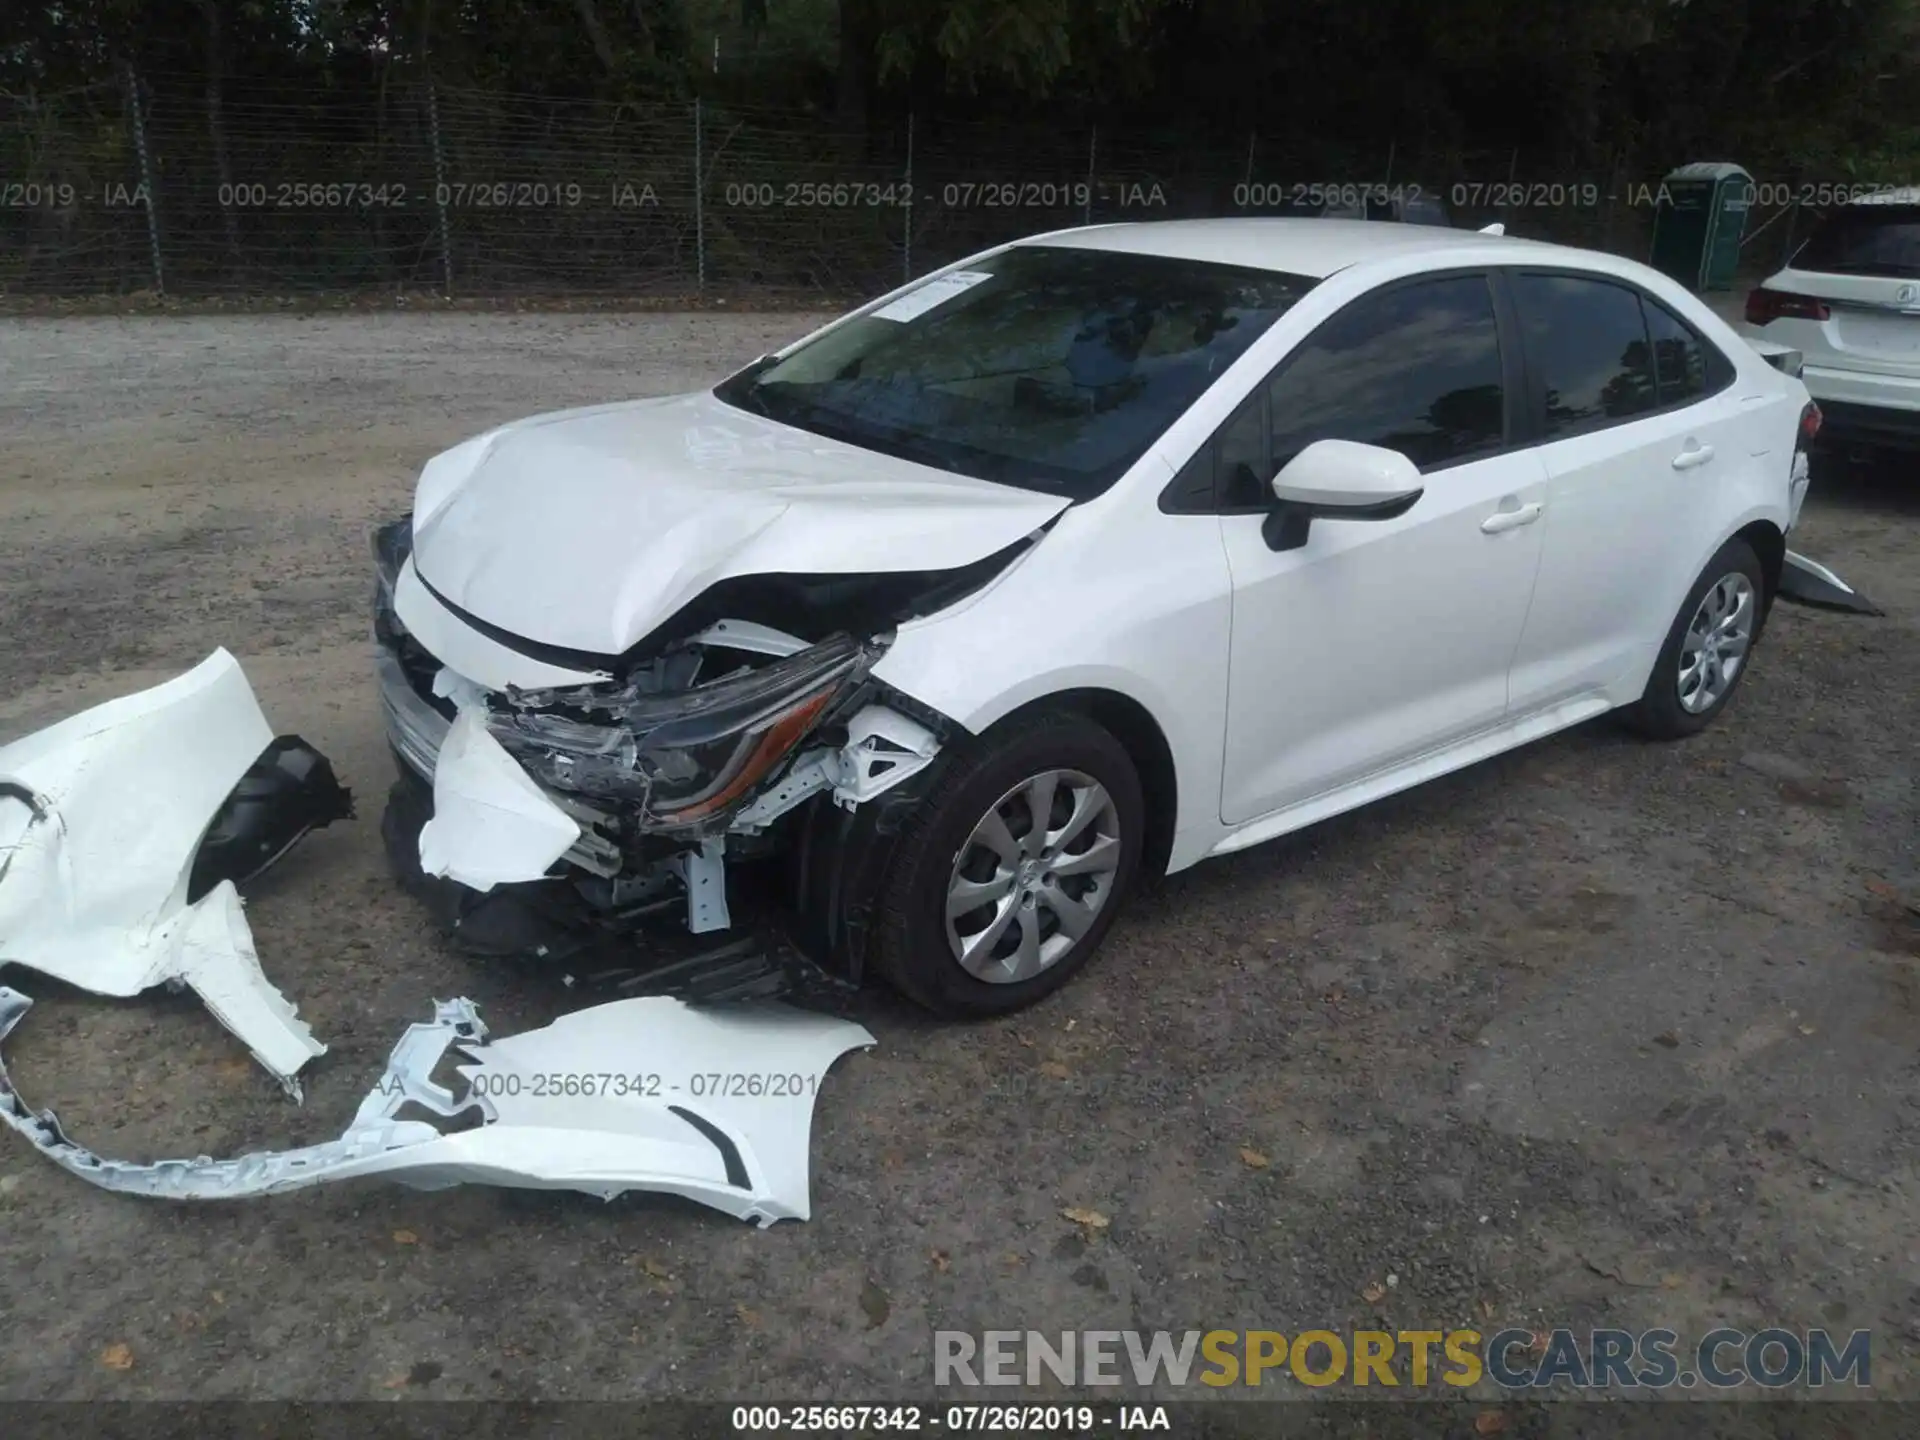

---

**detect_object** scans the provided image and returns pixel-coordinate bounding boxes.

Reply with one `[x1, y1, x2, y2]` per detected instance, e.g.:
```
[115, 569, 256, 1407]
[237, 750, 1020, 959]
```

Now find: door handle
[1671, 442, 1716, 471]
[1481, 501, 1543, 534]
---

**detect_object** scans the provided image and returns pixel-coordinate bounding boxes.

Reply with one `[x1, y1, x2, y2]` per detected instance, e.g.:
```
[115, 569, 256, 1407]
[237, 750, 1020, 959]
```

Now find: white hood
[409, 391, 1069, 656]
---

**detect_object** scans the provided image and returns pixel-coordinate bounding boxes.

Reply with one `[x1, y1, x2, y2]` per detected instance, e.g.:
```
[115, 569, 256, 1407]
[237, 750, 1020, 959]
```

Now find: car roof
[1027, 217, 1592, 280]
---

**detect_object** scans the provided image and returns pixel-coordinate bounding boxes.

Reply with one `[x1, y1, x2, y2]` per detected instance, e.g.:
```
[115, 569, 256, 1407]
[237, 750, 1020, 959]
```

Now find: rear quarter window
[1644, 298, 1735, 404]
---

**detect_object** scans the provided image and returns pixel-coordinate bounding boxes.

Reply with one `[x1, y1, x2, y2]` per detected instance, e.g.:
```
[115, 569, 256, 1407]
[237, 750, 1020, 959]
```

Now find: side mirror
[1263, 439, 1425, 552]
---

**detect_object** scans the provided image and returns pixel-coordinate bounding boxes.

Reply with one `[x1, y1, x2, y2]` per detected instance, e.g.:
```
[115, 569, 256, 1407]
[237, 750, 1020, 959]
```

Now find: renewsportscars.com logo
[933, 1328, 1871, 1391]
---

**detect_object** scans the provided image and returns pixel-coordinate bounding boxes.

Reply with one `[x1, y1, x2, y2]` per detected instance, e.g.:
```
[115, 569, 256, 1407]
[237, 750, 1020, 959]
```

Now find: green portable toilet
[1649, 161, 1753, 291]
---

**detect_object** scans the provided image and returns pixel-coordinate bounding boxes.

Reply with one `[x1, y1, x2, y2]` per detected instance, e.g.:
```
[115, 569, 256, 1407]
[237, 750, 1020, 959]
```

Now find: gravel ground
[0, 311, 1915, 1404]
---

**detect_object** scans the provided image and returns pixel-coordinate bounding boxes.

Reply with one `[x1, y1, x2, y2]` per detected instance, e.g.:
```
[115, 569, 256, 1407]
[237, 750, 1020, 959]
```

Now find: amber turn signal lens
[653, 686, 840, 824]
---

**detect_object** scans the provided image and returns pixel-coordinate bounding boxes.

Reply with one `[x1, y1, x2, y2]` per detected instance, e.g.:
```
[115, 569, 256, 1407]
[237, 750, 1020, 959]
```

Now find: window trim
[1498, 266, 1736, 448]
[1159, 266, 1524, 516]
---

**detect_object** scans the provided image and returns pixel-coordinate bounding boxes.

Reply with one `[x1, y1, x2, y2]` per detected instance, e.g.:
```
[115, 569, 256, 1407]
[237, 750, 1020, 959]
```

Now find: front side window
[714, 246, 1315, 499]
[1219, 274, 1504, 506]
[1511, 273, 1657, 438]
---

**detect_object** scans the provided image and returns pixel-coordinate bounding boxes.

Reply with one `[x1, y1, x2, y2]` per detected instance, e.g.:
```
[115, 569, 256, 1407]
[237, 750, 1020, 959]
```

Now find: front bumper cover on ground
[0, 985, 873, 1225]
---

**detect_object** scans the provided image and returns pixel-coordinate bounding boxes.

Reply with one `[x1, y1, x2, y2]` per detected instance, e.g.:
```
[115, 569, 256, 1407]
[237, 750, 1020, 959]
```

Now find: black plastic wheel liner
[187, 735, 355, 902]
[787, 765, 943, 988]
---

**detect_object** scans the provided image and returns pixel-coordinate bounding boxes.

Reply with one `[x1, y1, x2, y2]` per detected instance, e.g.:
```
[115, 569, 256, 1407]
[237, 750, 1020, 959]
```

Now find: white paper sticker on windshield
[869, 270, 994, 323]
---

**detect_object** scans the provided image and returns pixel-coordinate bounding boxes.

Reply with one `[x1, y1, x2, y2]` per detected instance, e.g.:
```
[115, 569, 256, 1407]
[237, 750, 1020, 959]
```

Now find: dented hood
[409, 390, 1069, 656]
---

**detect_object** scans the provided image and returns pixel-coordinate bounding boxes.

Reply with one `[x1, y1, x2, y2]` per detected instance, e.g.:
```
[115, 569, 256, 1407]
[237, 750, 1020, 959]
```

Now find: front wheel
[1623, 536, 1767, 739]
[868, 709, 1145, 1017]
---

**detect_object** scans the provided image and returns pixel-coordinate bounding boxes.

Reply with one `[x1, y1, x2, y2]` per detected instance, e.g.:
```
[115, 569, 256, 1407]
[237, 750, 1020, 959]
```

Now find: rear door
[1503, 270, 1752, 714]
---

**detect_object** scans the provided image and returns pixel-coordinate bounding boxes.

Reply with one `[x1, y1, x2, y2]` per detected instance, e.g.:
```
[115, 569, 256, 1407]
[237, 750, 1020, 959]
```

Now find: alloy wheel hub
[1678, 571, 1755, 714]
[943, 767, 1124, 984]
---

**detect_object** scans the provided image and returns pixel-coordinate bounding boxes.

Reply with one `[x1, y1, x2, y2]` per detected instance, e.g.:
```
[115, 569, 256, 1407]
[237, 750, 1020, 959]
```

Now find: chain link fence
[0, 73, 1821, 302]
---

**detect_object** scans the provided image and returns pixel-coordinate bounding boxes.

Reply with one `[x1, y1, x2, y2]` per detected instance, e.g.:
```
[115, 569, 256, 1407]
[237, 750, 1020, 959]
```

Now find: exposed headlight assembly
[488, 634, 871, 829]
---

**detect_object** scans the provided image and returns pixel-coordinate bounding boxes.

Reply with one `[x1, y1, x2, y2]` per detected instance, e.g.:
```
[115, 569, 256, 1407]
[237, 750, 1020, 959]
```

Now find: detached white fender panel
[0, 650, 324, 1088]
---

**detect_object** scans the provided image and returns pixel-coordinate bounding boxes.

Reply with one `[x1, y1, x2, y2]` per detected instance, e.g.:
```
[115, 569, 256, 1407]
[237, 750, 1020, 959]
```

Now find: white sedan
[372, 218, 1818, 1015]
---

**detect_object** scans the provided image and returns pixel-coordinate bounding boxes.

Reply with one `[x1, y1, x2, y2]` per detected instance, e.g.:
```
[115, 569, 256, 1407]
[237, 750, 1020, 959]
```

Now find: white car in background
[373, 219, 1817, 1016]
[1743, 191, 1920, 449]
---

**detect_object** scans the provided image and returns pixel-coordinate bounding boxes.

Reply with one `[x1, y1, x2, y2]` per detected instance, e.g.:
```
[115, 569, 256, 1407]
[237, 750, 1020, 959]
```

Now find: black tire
[1623, 536, 1768, 740]
[868, 708, 1145, 1017]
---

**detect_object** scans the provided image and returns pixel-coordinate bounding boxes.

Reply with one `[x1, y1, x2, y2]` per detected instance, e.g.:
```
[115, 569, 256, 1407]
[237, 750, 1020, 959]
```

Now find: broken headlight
[487, 634, 869, 828]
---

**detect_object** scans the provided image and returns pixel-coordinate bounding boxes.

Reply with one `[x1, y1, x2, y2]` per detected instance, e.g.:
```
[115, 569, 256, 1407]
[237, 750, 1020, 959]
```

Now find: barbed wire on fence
[0, 71, 1836, 300]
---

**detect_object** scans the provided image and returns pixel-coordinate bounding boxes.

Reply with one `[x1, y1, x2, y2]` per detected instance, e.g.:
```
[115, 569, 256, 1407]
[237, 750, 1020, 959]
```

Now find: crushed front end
[370, 517, 948, 995]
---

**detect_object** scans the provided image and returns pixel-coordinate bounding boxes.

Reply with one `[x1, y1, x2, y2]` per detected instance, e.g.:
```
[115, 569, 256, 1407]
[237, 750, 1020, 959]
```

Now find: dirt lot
[0, 311, 1915, 1405]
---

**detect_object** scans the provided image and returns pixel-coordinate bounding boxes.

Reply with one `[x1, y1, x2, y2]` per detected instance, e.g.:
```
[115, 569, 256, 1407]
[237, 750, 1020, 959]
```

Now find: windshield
[714, 245, 1316, 498]
[1794, 204, 1920, 278]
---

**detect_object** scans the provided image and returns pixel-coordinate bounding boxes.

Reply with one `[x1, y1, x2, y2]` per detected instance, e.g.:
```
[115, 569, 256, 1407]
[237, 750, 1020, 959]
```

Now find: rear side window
[1794, 204, 1920, 278]
[1510, 274, 1657, 438]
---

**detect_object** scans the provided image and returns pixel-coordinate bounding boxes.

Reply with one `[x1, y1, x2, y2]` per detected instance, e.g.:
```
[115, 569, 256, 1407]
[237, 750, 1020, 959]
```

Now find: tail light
[1746, 288, 1831, 325]
[1797, 401, 1822, 450]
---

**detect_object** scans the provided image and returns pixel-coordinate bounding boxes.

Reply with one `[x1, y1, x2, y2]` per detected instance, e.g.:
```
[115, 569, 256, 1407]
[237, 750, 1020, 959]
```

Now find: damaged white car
[374, 218, 1818, 1015]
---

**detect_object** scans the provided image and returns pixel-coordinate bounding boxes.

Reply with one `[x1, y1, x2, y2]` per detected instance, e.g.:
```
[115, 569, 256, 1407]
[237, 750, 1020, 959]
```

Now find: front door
[1218, 273, 1549, 825]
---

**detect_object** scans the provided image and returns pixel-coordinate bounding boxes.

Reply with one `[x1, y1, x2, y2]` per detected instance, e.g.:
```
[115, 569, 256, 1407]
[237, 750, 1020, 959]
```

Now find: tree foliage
[3, 0, 1917, 176]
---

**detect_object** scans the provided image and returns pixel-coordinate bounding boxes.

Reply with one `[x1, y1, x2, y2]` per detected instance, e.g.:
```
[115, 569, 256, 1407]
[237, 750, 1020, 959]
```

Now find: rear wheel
[868, 709, 1144, 1017]
[1624, 537, 1767, 739]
